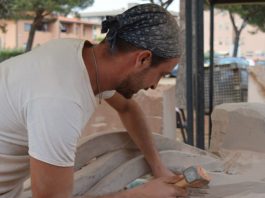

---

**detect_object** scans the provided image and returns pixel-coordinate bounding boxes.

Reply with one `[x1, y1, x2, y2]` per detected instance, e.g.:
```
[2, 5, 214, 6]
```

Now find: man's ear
[135, 50, 152, 70]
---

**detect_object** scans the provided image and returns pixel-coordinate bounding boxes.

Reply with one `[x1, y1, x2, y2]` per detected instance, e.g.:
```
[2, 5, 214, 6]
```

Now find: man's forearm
[118, 100, 165, 176]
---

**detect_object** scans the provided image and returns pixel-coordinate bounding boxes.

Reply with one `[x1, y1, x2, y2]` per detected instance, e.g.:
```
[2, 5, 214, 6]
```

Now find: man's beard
[116, 70, 147, 99]
[116, 78, 136, 99]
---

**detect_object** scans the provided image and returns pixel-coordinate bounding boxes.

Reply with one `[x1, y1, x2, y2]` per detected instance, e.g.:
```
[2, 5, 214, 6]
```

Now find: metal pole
[209, 2, 215, 147]
[195, 0, 205, 149]
[185, 0, 194, 146]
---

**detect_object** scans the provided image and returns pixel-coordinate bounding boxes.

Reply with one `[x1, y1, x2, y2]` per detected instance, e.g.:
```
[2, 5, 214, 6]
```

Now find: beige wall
[204, 9, 265, 59]
[0, 20, 17, 48]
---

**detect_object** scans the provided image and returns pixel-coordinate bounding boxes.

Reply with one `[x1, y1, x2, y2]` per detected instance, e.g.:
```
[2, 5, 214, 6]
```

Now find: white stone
[73, 149, 139, 196]
[86, 150, 221, 196]
[248, 66, 265, 103]
[75, 131, 216, 170]
[210, 103, 265, 154]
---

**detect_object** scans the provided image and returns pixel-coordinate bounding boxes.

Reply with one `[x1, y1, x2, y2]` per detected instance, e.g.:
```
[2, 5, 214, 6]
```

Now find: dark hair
[101, 37, 168, 67]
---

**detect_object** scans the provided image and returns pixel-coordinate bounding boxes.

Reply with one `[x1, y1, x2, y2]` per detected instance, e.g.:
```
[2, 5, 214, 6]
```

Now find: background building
[0, 4, 264, 62]
[204, 9, 265, 60]
[0, 16, 101, 49]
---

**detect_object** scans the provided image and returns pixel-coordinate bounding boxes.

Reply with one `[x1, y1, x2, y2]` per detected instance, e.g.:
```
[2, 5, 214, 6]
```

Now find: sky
[80, 0, 180, 13]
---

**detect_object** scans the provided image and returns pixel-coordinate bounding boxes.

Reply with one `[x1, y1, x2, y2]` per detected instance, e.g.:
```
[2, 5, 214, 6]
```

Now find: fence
[204, 63, 248, 113]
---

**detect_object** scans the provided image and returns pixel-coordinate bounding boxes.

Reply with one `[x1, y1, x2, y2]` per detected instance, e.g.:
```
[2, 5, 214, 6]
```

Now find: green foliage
[0, 49, 24, 62]
[0, 0, 13, 32]
[219, 4, 265, 32]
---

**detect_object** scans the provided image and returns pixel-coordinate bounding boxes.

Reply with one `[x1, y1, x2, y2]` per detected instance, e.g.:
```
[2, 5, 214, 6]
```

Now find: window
[75, 25, 79, 35]
[83, 27, 87, 36]
[60, 23, 67, 32]
[60, 22, 73, 33]
[36, 23, 49, 32]
[24, 23, 31, 32]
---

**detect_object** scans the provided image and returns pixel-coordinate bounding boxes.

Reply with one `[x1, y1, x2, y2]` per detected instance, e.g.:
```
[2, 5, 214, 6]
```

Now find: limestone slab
[75, 131, 217, 170]
[86, 150, 221, 196]
[210, 103, 265, 155]
[73, 149, 139, 196]
[248, 67, 265, 103]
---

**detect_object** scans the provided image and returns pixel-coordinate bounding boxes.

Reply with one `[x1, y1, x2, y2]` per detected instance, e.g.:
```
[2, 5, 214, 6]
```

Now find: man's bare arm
[30, 157, 74, 198]
[30, 156, 131, 198]
[106, 92, 172, 177]
[30, 157, 187, 198]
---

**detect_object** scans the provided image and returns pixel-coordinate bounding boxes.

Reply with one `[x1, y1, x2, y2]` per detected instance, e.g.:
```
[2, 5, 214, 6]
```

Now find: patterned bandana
[101, 3, 180, 58]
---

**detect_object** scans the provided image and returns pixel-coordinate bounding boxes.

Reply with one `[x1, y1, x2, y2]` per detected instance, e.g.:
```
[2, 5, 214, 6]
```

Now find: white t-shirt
[0, 38, 115, 196]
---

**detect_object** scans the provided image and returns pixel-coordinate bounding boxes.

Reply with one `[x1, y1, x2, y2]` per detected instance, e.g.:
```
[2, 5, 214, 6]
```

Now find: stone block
[82, 80, 177, 139]
[248, 66, 265, 103]
[210, 103, 265, 154]
[73, 149, 139, 196]
[75, 131, 211, 171]
[86, 150, 220, 196]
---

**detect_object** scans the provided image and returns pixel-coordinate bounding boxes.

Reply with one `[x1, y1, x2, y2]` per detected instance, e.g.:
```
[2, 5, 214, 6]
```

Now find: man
[0, 3, 187, 198]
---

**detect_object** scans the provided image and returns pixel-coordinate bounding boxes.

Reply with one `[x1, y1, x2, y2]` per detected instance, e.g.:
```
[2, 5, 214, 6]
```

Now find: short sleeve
[26, 98, 85, 167]
[99, 90, 115, 99]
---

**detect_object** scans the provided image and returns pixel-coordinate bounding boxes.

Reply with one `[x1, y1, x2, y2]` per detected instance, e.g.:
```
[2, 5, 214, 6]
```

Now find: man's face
[116, 57, 179, 99]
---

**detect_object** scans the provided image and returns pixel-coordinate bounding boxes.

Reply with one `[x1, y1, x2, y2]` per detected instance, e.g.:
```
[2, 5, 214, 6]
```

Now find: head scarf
[101, 3, 180, 58]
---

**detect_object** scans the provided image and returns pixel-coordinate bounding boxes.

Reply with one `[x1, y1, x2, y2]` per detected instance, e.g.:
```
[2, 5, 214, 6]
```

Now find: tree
[219, 4, 265, 57]
[0, 0, 13, 33]
[144, 0, 175, 9]
[9, 0, 94, 52]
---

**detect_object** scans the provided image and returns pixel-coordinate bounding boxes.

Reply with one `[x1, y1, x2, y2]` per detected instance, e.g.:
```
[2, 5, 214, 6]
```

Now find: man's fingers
[173, 185, 188, 197]
[163, 175, 185, 184]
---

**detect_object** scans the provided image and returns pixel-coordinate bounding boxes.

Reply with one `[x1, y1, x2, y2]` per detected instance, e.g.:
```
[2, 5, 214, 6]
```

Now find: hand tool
[175, 166, 211, 188]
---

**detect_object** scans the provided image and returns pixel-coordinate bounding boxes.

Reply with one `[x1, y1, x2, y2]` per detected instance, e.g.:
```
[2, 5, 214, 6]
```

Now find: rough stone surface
[210, 103, 265, 155]
[23, 102, 265, 198]
[73, 149, 139, 196]
[86, 150, 221, 196]
[248, 66, 265, 103]
[82, 80, 177, 139]
[22, 122, 265, 198]
[75, 131, 214, 171]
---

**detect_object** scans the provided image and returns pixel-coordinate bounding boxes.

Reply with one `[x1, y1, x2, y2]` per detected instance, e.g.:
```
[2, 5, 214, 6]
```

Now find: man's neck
[82, 41, 121, 95]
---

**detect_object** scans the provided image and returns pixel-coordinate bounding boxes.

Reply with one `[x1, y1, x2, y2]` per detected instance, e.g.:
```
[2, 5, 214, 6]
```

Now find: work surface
[21, 131, 265, 198]
[190, 150, 265, 198]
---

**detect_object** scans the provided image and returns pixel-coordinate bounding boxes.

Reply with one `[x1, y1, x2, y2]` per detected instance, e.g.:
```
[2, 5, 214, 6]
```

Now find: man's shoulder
[35, 38, 85, 51]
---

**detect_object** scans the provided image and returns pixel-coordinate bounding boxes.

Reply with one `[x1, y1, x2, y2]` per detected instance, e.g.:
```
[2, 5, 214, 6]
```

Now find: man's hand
[152, 163, 176, 178]
[128, 176, 188, 198]
[84, 176, 188, 198]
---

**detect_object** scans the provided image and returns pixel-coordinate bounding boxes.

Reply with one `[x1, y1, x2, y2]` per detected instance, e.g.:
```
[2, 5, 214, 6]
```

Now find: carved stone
[75, 131, 212, 170]
[86, 150, 220, 196]
[73, 149, 139, 196]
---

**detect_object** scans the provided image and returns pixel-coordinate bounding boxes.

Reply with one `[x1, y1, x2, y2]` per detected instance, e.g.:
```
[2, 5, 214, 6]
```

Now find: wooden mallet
[175, 166, 211, 188]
